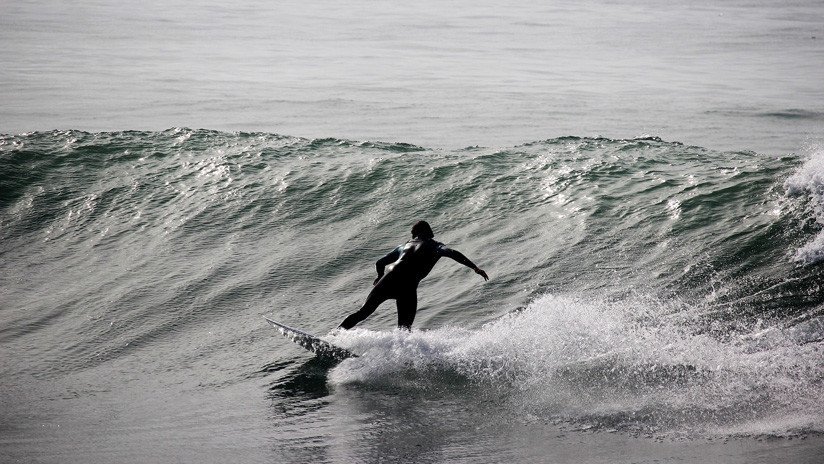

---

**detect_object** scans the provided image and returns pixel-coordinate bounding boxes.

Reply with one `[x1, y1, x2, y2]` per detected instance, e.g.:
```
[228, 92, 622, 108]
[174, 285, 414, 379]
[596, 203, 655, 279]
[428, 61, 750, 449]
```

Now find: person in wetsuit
[339, 220, 488, 330]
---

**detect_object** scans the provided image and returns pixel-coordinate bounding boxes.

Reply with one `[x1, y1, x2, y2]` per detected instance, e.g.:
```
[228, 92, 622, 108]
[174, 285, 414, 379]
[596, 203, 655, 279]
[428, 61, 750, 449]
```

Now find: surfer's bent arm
[439, 246, 489, 281]
[375, 246, 402, 279]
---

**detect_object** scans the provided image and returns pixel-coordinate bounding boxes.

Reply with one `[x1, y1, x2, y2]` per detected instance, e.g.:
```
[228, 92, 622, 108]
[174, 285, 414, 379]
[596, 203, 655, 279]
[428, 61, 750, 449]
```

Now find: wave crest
[785, 143, 824, 264]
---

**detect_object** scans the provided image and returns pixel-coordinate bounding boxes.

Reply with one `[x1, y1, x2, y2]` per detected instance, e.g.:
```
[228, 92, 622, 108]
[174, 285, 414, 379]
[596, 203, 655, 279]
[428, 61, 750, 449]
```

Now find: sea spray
[784, 143, 824, 264]
[328, 293, 824, 437]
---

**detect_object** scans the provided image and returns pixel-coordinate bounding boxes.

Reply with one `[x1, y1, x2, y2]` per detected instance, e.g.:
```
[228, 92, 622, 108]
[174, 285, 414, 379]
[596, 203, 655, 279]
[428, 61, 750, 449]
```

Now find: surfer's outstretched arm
[440, 247, 489, 281]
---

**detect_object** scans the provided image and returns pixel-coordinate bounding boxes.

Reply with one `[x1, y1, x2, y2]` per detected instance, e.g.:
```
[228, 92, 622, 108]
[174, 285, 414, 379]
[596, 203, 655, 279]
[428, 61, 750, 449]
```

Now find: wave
[758, 109, 824, 121]
[2, 129, 823, 424]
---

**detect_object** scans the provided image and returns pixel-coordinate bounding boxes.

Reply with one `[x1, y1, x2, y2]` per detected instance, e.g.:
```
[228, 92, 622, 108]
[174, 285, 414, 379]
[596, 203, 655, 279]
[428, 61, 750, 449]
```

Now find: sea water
[2, 0, 823, 153]
[2, 1, 824, 463]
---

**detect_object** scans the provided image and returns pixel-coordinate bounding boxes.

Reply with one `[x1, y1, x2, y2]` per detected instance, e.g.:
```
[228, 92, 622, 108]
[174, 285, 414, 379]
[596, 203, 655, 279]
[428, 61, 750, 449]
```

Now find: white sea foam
[785, 144, 824, 264]
[328, 294, 824, 437]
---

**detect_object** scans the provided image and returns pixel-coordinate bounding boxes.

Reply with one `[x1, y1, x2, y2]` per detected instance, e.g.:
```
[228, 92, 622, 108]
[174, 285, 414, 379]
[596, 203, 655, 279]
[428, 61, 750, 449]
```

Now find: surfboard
[264, 317, 357, 360]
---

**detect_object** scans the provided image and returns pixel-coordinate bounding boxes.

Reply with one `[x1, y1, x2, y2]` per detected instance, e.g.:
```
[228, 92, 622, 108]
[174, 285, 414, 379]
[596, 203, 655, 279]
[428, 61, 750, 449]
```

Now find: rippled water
[2, 130, 824, 462]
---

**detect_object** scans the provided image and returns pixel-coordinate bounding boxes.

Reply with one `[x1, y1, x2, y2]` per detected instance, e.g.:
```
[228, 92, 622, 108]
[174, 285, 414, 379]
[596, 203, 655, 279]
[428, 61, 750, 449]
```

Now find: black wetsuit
[339, 237, 480, 330]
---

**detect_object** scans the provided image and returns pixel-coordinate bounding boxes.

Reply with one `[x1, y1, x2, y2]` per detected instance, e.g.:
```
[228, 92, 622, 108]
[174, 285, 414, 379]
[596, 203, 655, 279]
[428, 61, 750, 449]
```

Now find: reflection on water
[267, 356, 515, 463]
[265, 356, 824, 464]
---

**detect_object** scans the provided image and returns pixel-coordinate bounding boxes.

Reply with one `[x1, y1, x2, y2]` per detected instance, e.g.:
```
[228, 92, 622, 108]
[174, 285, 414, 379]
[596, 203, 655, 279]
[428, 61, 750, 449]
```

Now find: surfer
[338, 220, 488, 330]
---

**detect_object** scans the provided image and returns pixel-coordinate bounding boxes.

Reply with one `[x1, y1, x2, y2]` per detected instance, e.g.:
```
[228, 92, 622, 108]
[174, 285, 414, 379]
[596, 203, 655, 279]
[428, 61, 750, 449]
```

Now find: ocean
[2, 1, 824, 463]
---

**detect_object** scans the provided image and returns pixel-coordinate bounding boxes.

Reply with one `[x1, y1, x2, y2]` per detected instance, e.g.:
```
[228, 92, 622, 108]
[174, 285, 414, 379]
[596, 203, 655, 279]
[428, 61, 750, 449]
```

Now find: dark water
[2, 129, 824, 462]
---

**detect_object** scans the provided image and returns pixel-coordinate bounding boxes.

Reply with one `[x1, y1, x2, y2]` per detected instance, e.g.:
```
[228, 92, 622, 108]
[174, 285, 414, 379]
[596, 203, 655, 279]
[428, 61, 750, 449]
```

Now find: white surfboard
[264, 317, 357, 360]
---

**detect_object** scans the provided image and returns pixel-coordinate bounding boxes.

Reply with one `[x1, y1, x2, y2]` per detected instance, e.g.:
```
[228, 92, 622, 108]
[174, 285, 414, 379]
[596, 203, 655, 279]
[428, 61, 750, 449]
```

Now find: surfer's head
[411, 220, 434, 239]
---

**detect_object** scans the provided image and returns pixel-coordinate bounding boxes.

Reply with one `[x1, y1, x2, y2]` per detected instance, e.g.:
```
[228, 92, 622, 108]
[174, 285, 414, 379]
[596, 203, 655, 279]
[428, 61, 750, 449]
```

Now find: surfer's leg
[339, 286, 391, 329]
[395, 290, 417, 330]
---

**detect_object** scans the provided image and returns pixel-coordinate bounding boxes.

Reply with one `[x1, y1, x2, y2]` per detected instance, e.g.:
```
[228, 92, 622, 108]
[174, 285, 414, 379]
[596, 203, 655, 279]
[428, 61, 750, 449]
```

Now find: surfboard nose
[265, 317, 358, 360]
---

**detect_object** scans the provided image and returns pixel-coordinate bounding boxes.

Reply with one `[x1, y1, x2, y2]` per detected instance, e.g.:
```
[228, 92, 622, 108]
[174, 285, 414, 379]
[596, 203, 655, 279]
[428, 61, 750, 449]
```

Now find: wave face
[2, 129, 823, 439]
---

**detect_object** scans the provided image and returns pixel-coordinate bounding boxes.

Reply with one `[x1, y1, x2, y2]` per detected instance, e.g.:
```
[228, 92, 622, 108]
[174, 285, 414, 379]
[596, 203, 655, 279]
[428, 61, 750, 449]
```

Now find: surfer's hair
[411, 220, 434, 239]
